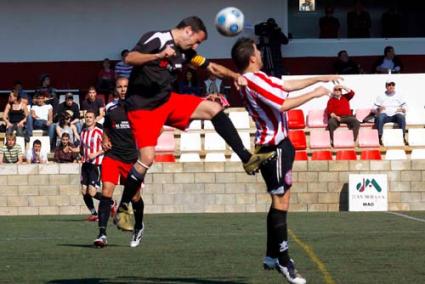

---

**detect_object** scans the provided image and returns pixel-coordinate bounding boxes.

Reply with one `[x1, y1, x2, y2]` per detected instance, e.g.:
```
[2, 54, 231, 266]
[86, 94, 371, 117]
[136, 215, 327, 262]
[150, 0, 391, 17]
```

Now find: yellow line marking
[289, 228, 336, 284]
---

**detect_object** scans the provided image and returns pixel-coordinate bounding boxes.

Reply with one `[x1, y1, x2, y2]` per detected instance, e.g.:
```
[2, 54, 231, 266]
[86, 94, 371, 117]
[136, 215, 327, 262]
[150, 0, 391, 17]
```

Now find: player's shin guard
[211, 111, 251, 163]
[269, 207, 290, 266]
[132, 198, 144, 230]
[120, 166, 144, 209]
[83, 193, 96, 215]
[98, 196, 113, 235]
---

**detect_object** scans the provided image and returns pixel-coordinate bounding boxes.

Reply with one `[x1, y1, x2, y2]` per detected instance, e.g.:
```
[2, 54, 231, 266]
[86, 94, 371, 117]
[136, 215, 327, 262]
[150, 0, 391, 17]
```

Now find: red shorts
[101, 156, 133, 185]
[127, 92, 202, 148]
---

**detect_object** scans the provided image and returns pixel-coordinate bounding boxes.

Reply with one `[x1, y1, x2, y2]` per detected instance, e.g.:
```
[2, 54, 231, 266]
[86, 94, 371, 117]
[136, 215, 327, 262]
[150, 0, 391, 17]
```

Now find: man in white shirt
[26, 139, 48, 163]
[374, 80, 406, 144]
[30, 92, 56, 150]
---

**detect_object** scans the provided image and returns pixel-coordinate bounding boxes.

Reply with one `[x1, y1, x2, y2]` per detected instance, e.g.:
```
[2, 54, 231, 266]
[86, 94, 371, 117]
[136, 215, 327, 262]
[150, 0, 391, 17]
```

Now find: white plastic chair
[407, 128, 425, 146]
[385, 149, 407, 160]
[204, 132, 226, 162]
[382, 129, 405, 147]
[179, 132, 201, 162]
[410, 149, 425, 160]
[229, 111, 250, 129]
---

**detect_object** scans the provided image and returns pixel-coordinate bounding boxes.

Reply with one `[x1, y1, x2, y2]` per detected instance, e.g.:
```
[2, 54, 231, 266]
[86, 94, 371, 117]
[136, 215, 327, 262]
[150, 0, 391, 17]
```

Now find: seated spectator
[373, 81, 406, 144]
[3, 91, 29, 141]
[56, 93, 81, 133]
[26, 139, 48, 164]
[13, 81, 30, 104]
[114, 49, 133, 78]
[56, 112, 80, 147]
[81, 86, 105, 124]
[334, 50, 362, 74]
[326, 85, 360, 146]
[203, 74, 230, 108]
[319, 6, 340, 38]
[178, 69, 201, 96]
[28, 92, 56, 149]
[36, 74, 58, 114]
[96, 58, 115, 100]
[374, 46, 403, 74]
[0, 133, 23, 164]
[54, 133, 80, 163]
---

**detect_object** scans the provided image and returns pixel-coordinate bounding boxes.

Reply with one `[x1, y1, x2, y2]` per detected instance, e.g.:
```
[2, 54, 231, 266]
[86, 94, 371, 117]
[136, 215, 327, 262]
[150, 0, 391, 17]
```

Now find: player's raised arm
[125, 45, 176, 66]
[283, 75, 343, 91]
[280, 86, 331, 111]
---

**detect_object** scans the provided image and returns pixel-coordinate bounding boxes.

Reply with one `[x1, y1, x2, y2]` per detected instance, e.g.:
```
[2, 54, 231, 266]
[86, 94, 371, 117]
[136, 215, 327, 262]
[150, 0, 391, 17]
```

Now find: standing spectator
[334, 50, 362, 74]
[96, 58, 115, 100]
[54, 133, 79, 163]
[81, 86, 105, 124]
[28, 93, 56, 149]
[114, 49, 133, 78]
[0, 133, 23, 164]
[374, 46, 403, 74]
[203, 74, 230, 108]
[56, 112, 80, 147]
[319, 6, 340, 38]
[56, 93, 81, 133]
[326, 85, 360, 146]
[373, 81, 406, 145]
[347, 1, 371, 38]
[3, 91, 29, 141]
[26, 139, 48, 164]
[36, 74, 58, 114]
[382, 6, 402, 38]
[178, 69, 201, 96]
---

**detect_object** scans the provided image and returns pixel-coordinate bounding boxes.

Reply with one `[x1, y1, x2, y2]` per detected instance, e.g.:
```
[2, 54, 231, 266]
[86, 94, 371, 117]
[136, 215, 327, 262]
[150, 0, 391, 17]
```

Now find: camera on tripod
[254, 18, 280, 38]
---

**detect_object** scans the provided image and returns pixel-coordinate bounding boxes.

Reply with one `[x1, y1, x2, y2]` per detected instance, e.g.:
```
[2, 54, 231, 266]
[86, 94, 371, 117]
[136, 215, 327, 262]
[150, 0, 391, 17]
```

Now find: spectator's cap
[385, 80, 396, 85]
[65, 93, 74, 100]
[65, 110, 74, 117]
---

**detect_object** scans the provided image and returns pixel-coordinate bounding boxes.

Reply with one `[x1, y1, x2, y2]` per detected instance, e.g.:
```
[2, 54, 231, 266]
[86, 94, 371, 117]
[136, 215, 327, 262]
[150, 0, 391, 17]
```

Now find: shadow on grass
[57, 243, 122, 248]
[47, 276, 249, 284]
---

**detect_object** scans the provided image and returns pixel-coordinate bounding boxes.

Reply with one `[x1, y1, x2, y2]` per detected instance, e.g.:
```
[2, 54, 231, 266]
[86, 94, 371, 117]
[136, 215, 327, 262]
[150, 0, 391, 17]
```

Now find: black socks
[83, 193, 96, 215]
[120, 166, 144, 208]
[267, 207, 290, 266]
[211, 111, 251, 163]
[132, 199, 145, 230]
[98, 196, 113, 235]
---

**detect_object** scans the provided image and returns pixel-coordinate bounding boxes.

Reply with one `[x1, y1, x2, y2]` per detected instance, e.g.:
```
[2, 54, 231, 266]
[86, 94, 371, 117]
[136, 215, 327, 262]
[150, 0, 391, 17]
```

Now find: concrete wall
[1, 160, 424, 216]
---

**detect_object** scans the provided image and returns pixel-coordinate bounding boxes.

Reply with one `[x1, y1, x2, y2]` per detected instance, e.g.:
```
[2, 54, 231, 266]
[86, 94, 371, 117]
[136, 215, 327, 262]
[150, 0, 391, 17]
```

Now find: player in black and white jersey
[93, 77, 145, 248]
[115, 16, 275, 229]
[231, 38, 341, 284]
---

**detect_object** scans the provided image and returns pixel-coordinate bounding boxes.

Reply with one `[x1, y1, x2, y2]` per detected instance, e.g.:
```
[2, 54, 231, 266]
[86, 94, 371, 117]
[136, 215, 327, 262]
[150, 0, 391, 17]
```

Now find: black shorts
[81, 163, 101, 188]
[257, 138, 295, 195]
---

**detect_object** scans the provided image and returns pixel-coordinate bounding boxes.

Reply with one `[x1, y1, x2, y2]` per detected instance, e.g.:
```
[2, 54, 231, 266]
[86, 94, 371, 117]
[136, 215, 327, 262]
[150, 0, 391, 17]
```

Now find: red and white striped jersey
[80, 126, 104, 165]
[241, 71, 289, 146]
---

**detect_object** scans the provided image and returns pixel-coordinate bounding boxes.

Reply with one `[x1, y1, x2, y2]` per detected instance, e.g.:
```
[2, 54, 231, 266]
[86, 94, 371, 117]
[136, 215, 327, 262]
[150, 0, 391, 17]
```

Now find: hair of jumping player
[176, 16, 208, 40]
[231, 37, 256, 72]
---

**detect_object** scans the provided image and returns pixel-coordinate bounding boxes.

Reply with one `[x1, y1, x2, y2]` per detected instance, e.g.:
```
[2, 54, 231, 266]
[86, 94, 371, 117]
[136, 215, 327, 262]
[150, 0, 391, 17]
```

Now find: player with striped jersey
[232, 37, 341, 284]
[80, 110, 104, 221]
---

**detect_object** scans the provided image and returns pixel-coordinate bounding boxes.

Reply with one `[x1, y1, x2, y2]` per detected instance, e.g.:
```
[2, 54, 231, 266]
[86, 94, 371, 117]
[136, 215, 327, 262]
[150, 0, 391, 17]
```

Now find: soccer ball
[215, 7, 244, 37]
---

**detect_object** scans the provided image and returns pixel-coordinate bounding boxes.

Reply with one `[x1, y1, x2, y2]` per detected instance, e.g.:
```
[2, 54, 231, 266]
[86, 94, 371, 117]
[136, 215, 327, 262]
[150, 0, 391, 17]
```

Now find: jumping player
[94, 77, 145, 248]
[231, 37, 341, 284]
[114, 16, 274, 229]
[80, 110, 104, 221]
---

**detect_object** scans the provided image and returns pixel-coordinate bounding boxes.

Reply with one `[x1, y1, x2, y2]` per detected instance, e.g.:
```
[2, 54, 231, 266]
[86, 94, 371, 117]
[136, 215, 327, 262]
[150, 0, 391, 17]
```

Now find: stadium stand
[333, 128, 355, 148]
[358, 128, 380, 148]
[309, 129, 331, 149]
[336, 150, 357, 160]
[287, 109, 305, 129]
[204, 132, 227, 162]
[294, 151, 308, 160]
[410, 149, 425, 160]
[385, 149, 407, 160]
[307, 109, 327, 128]
[288, 130, 307, 150]
[179, 131, 201, 162]
[382, 129, 405, 147]
[154, 127, 176, 162]
[407, 128, 425, 146]
[360, 149, 382, 160]
[311, 150, 333, 160]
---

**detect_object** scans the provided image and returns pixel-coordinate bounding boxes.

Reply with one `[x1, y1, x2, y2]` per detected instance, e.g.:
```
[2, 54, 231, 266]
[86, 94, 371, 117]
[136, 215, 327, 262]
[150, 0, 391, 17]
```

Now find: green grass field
[1, 212, 424, 284]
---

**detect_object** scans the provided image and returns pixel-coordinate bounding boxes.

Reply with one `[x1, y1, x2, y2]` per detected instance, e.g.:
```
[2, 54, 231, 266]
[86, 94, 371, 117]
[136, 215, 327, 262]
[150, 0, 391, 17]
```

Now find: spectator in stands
[326, 85, 360, 146]
[178, 69, 201, 96]
[114, 49, 133, 78]
[203, 73, 230, 108]
[36, 74, 58, 114]
[96, 58, 115, 100]
[0, 133, 23, 164]
[373, 80, 406, 145]
[334, 50, 362, 74]
[347, 1, 371, 38]
[374, 46, 403, 74]
[13, 81, 30, 104]
[54, 132, 79, 163]
[29, 92, 56, 150]
[382, 6, 402, 38]
[56, 93, 81, 133]
[26, 139, 48, 164]
[56, 112, 80, 147]
[3, 91, 29, 141]
[81, 86, 105, 124]
[319, 6, 340, 38]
